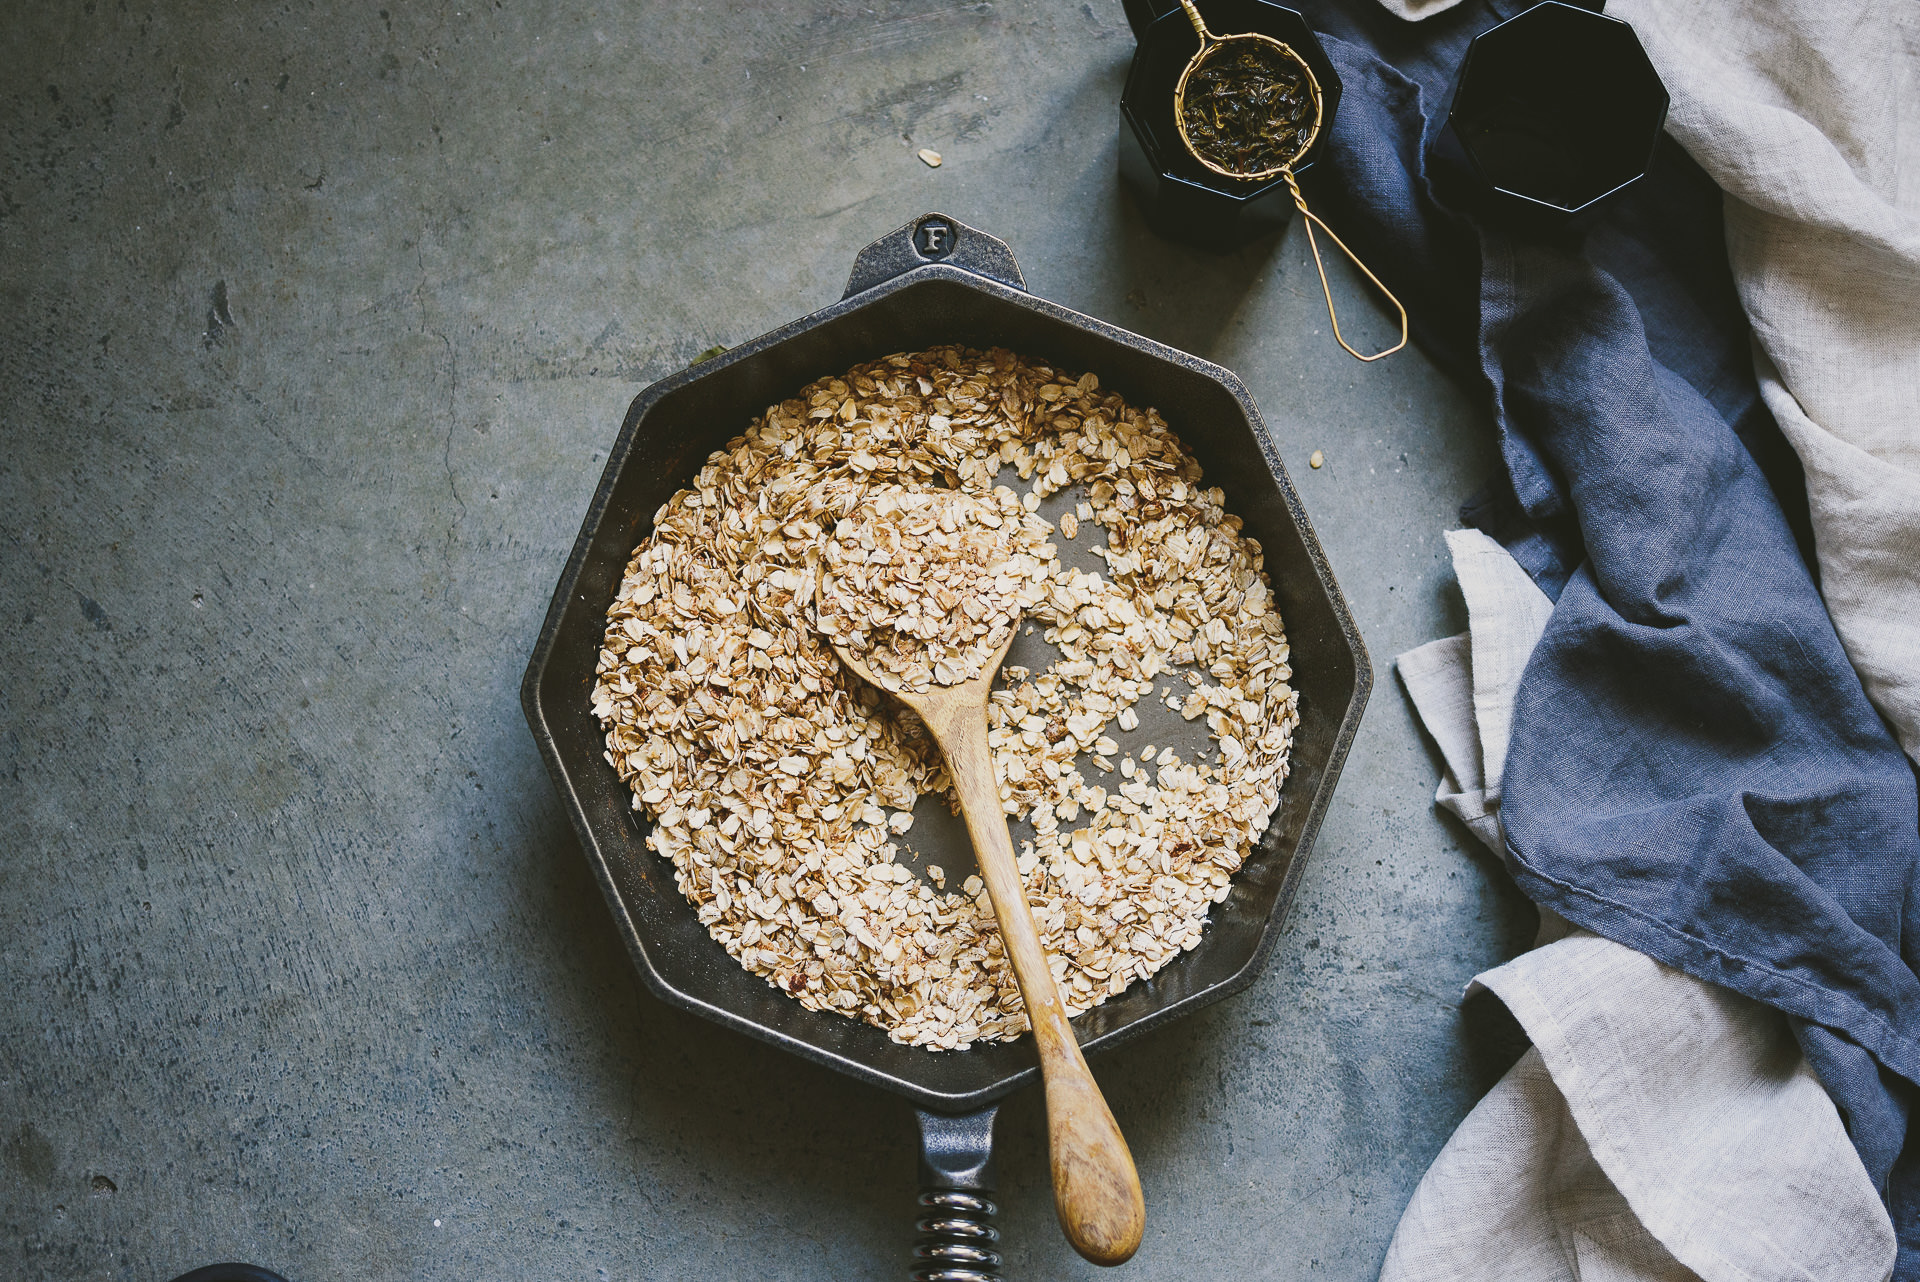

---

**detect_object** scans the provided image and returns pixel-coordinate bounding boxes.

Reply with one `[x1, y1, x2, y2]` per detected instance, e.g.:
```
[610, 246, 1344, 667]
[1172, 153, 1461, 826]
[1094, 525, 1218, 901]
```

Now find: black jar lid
[1447, 1, 1669, 216]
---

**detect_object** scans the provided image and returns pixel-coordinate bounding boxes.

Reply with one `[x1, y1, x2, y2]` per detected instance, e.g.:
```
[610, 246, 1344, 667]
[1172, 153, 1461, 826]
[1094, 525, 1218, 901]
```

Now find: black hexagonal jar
[1119, 0, 1342, 252]
[1446, 1, 1669, 217]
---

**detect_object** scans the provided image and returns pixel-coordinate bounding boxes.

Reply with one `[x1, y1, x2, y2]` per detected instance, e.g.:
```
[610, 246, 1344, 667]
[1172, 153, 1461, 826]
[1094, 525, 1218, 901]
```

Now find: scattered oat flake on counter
[1308, 449, 1324, 469]
[590, 345, 1299, 1051]
[917, 148, 943, 168]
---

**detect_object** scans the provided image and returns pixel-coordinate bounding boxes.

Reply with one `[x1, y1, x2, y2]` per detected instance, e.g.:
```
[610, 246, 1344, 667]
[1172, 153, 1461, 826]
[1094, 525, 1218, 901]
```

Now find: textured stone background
[0, 2, 1530, 1278]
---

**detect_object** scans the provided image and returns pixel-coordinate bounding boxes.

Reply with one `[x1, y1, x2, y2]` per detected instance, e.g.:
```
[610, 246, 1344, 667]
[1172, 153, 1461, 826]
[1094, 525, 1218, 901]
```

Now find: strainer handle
[1178, 0, 1215, 43]
[1284, 173, 1410, 363]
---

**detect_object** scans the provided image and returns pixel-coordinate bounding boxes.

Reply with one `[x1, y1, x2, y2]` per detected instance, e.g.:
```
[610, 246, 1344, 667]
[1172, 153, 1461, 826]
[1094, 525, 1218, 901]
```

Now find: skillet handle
[913, 1104, 1002, 1282]
[843, 213, 1027, 300]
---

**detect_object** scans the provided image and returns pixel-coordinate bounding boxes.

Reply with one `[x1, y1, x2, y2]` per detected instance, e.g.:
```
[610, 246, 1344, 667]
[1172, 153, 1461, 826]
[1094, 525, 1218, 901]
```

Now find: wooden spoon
[822, 615, 1146, 1267]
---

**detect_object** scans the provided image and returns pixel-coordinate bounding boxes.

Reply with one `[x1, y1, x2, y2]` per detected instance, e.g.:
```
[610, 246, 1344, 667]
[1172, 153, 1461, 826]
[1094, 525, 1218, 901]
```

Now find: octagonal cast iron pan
[521, 213, 1371, 1276]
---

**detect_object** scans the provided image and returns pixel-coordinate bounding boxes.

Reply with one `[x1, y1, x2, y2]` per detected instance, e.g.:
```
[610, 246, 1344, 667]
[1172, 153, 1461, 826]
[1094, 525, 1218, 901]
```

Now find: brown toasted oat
[591, 346, 1298, 1051]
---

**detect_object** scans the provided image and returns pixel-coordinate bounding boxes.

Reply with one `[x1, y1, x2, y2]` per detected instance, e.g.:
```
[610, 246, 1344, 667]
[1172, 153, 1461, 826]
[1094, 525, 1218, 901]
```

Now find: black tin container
[1120, 0, 1343, 252]
[1446, 1, 1669, 218]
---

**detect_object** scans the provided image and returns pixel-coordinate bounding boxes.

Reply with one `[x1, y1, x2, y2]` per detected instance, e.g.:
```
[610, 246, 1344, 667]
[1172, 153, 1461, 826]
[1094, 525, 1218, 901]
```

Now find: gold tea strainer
[1171, 0, 1407, 362]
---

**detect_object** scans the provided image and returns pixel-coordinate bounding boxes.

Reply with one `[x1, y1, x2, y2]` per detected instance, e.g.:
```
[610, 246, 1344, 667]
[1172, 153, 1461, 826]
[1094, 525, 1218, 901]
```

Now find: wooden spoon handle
[937, 706, 1145, 1267]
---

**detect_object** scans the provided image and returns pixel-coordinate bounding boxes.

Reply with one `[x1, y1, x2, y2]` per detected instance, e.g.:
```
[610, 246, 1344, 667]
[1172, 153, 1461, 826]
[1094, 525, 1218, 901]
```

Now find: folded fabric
[1483, 214, 1920, 1144]
[1596, 4, 1920, 1252]
[1274, 0, 1920, 1266]
[1599, 0, 1920, 758]
[1396, 528, 1553, 852]
[1384, 936, 1896, 1282]
[1388, 530, 1894, 1281]
[1373, 0, 1920, 763]
[1374, 0, 1912, 771]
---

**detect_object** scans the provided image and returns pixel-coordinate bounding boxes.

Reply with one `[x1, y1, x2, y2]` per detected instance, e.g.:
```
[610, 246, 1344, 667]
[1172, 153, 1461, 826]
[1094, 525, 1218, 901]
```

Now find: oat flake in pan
[594, 346, 1303, 1055]
[521, 213, 1371, 1272]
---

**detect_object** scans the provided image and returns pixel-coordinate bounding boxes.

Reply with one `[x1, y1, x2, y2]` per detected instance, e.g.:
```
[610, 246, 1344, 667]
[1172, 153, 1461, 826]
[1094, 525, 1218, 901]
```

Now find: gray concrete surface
[0, 2, 1533, 1278]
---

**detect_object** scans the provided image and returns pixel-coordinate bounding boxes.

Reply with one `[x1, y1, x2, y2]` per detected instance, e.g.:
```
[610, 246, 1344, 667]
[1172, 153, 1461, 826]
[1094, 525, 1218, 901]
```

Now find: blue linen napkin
[1271, 0, 1920, 1266]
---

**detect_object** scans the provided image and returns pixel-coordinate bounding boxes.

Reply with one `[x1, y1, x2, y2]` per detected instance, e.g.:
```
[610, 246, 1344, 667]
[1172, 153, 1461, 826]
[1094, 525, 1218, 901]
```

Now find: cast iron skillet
[521, 213, 1370, 1278]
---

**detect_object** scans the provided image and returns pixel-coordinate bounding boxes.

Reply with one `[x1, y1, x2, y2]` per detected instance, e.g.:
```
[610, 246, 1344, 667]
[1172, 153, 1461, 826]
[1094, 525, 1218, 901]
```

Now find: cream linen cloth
[1606, 0, 1920, 764]
[1384, 529, 1894, 1282]
[1373, 0, 1920, 761]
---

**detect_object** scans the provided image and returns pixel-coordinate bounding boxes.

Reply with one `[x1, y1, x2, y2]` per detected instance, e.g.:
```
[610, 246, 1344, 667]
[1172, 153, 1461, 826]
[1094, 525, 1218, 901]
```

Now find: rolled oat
[592, 346, 1298, 1050]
